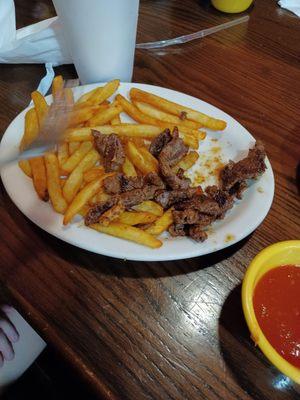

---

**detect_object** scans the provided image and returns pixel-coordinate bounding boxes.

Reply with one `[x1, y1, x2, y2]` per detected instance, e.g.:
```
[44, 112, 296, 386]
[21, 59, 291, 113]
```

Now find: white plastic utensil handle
[136, 15, 250, 50]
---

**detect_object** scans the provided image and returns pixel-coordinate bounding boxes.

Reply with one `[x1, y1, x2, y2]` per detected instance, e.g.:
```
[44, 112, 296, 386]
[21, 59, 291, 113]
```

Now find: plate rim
[0, 82, 275, 261]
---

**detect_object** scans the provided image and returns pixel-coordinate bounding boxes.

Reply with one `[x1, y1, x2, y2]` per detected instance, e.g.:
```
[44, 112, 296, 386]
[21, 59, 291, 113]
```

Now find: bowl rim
[242, 240, 300, 384]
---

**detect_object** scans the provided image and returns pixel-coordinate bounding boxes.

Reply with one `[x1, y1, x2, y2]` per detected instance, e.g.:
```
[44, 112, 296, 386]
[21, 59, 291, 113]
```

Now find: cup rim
[242, 240, 300, 384]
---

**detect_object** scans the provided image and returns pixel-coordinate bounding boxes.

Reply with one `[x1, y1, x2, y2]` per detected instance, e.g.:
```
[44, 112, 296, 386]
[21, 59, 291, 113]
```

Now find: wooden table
[1, 0, 299, 399]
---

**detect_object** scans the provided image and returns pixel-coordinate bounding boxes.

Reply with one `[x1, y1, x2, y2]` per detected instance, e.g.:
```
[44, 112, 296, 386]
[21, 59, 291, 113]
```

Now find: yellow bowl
[242, 240, 300, 384]
[211, 0, 254, 13]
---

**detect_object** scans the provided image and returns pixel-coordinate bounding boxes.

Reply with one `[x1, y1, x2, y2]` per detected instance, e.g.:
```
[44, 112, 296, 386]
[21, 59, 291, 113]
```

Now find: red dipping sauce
[253, 265, 300, 368]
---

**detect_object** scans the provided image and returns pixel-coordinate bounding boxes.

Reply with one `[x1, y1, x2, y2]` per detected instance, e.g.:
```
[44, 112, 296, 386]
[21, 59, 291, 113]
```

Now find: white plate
[0, 83, 274, 261]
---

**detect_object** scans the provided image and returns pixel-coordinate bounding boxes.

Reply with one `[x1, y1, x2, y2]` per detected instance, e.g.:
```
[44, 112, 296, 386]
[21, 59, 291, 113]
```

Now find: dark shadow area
[219, 284, 300, 400]
[2, 346, 102, 400]
[296, 161, 300, 195]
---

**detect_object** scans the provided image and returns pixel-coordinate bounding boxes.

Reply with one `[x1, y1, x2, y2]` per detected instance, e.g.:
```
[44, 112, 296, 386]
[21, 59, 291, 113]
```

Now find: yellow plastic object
[212, 0, 253, 13]
[242, 241, 300, 384]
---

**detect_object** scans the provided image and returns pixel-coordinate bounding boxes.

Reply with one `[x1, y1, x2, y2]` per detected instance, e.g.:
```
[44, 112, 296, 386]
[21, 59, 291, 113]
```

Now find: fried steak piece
[93, 130, 125, 172]
[158, 128, 190, 190]
[220, 141, 266, 196]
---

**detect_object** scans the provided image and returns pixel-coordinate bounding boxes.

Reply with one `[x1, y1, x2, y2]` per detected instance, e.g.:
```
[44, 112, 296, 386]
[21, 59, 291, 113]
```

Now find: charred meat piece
[205, 185, 234, 216]
[168, 223, 186, 237]
[158, 128, 190, 190]
[149, 129, 172, 158]
[220, 141, 266, 192]
[188, 225, 208, 242]
[103, 173, 157, 195]
[159, 128, 188, 167]
[144, 172, 165, 189]
[173, 210, 215, 226]
[120, 185, 159, 208]
[155, 187, 198, 209]
[174, 194, 220, 216]
[228, 181, 248, 200]
[103, 173, 122, 195]
[92, 130, 125, 172]
[85, 197, 118, 225]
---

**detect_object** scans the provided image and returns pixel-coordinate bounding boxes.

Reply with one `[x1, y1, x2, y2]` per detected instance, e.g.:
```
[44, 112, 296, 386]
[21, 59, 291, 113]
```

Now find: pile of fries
[18, 76, 226, 249]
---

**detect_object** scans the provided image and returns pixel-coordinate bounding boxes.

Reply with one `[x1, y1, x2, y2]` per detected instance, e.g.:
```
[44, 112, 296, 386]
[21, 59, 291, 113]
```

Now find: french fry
[18, 160, 32, 177]
[90, 222, 162, 248]
[134, 101, 202, 130]
[64, 87, 74, 106]
[57, 143, 69, 168]
[193, 130, 206, 141]
[83, 166, 105, 183]
[76, 86, 101, 104]
[111, 114, 121, 125]
[52, 75, 64, 101]
[68, 105, 99, 127]
[61, 141, 93, 173]
[88, 80, 120, 105]
[179, 132, 199, 150]
[44, 153, 68, 213]
[122, 157, 137, 177]
[69, 142, 81, 154]
[173, 151, 199, 172]
[116, 211, 157, 225]
[138, 147, 159, 172]
[145, 208, 174, 236]
[116, 94, 158, 125]
[125, 141, 157, 174]
[132, 201, 163, 217]
[19, 108, 39, 151]
[87, 105, 123, 127]
[63, 149, 100, 203]
[64, 124, 163, 142]
[98, 201, 125, 226]
[29, 157, 48, 201]
[130, 88, 226, 131]
[31, 91, 48, 128]
[63, 174, 113, 225]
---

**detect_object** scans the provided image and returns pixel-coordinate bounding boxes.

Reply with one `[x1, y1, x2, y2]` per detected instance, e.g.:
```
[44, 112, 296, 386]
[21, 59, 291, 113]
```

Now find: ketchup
[253, 265, 300, 368]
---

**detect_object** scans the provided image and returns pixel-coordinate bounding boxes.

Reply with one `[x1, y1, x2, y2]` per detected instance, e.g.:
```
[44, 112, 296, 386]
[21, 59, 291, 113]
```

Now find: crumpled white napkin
[0, 0, 71, 93]
[278, 0, 300, 17]
[0, 1, 71, 65]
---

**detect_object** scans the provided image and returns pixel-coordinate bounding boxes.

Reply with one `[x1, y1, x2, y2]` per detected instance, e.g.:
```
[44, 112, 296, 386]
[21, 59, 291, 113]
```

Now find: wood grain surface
[1, 0, 300, 399]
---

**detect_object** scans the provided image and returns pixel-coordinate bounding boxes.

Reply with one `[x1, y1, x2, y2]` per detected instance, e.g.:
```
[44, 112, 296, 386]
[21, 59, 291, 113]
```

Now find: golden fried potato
[134, 101, 202, 130]
[31, 91, 48, 128]
[132, 201, 163, 217]
[68, 142, 80, 155]
[64, 124, 163, 142]
[61, 141, 93, 173]
[52, 75, 64, 102]
[62, 149, 100, 203]
[130, 88, 226, 130]
[57, 143, 69, 168]
[173, 151, 199, 172]
[87, 105, 123, 127]
[45, 153, 68, 213]
[29, 157, 48, 201]
[125, 141, 157, 174]
[63, 173, 113, 224]
[90, 222, 162, 248]
[116, 211, 157, 225]
[83, 166, 105, 183]
[146, 208, 174, 236]
[122, 157, 137, 178]
[18, 160, 32, 177]
[19, 108, 39, 151]
[88, 80, 120, 105]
